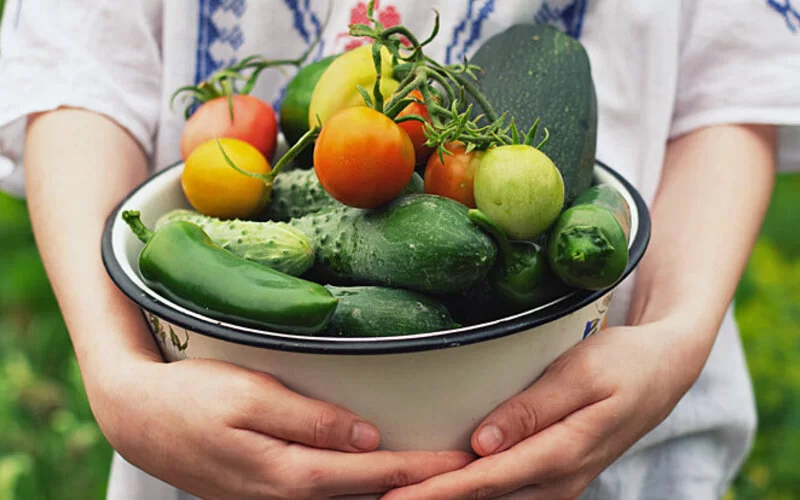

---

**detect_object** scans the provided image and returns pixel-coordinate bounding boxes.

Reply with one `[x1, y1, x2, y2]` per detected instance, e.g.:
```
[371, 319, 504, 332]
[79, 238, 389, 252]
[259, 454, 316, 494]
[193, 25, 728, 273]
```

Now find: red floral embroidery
[337, 1, 409, 51]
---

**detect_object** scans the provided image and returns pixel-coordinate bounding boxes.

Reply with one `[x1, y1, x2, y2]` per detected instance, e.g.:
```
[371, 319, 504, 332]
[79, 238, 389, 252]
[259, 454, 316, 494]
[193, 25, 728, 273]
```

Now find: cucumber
[290, 194, 497, 294]
[469, 23, 597, 205]
[262, 169, 424, 222]
[155, 209, 314, 276]
[323, 286, 458, 337]
[547, 184, 631, 290]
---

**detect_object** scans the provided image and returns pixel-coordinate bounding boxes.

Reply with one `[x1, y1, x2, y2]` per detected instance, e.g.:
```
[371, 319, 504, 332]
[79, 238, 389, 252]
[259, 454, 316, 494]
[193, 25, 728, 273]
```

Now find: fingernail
[476, 425, 504, 454]
[350, 422, 380, 451]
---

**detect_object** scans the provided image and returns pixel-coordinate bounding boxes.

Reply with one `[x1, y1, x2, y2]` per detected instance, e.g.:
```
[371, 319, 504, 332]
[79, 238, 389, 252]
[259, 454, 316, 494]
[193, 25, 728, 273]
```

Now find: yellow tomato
[182, 138, 270, 219]
[308, 44, 400, 127]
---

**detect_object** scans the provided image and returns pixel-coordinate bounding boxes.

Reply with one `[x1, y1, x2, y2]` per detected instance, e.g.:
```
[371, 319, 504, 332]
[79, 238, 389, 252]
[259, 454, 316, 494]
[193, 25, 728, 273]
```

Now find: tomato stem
[269, 125, 321, 179]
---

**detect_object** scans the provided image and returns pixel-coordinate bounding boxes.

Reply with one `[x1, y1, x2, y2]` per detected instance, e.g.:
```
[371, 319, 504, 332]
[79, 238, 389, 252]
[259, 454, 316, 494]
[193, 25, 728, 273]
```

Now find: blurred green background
[1, 3, 799, 499]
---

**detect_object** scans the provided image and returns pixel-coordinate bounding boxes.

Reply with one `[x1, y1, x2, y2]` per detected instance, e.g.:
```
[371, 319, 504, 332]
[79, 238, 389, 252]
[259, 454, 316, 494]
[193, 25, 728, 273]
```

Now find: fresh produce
[313, 106, 415, 208]
[395, 90, 433, 166]
[289, 194, 497, 294]
[279, 54, 338, 168]
[182, 138, 271, 219]
[323, 286, 459, 337]
[179, 94, 277, 161]
[154, 209, 314, 276]
[122, 211, 338, 334]
[262, 169, 424, 222]
[307, 44, 399, 127]
[470, 23, 598, 205]
[141, 3, 620, 337]
[548, 184, 632, 290]
[423, 142, 483, 208]
[474, 140, 565, 240]
[468, 209, 563, 309]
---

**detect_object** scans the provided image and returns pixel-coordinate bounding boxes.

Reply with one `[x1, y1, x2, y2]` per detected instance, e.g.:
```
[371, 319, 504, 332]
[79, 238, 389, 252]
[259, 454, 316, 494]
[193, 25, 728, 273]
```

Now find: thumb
[471, 348, 608, 456]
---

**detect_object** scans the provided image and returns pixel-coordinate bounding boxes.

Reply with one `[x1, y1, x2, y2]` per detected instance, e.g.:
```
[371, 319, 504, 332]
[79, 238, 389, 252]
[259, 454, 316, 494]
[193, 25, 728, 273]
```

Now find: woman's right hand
[95, 355, 473, 500]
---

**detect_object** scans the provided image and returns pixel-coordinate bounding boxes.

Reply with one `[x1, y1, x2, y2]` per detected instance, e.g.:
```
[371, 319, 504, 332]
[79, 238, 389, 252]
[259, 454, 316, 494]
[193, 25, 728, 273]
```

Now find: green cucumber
[470, 23, 597, 205]
[261, 169, 424, 222]
[547, 184, 631, 290]
[323, 286, 458, 337]
[155, 209, 314, 276]
[290, 194, 497, 294]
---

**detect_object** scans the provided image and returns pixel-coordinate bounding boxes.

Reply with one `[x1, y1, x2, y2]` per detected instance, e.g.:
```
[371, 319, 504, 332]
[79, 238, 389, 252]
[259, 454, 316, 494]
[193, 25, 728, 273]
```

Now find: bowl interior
[104, 161, 649, 352]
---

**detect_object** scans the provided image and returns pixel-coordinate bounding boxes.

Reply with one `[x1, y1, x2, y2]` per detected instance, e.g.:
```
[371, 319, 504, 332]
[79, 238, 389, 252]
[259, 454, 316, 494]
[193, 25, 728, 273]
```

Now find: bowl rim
[102, 160, 651, 356]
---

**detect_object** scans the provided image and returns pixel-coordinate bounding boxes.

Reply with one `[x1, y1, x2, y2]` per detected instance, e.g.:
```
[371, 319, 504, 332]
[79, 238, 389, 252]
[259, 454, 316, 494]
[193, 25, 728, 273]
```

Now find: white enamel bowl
[102, 160, 650, 452]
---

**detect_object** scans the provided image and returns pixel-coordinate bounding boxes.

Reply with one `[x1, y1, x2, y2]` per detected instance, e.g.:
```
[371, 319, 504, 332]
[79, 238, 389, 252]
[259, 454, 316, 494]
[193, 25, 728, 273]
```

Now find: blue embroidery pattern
[194, 0, 248, 84]
[445, 0, 496, 64]
[534, 0, 588, 39]
[274, 0, 328, 109]
[767, 0, 800, 32]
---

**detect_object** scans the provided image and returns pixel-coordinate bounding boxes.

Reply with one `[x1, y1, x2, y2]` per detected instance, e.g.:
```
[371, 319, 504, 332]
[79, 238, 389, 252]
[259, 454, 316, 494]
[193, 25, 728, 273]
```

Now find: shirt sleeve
[671, 0, 800, 138]
[0, 0, 163, 166]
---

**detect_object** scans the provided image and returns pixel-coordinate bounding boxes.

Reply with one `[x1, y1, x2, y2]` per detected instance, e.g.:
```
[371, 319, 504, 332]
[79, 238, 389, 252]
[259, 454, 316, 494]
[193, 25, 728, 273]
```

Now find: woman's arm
[383, 123, 777, 500]
[25, 108, 472, 500]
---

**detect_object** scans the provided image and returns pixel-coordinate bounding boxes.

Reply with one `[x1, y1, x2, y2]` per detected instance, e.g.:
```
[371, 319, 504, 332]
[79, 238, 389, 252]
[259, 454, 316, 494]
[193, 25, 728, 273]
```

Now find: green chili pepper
[122, 210, 338, 335]
[468, 209, 567, 308]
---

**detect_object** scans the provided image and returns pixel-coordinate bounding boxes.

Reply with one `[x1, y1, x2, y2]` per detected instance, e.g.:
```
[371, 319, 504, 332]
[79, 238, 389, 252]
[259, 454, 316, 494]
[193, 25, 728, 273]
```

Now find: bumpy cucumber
[155, 209, 314, 276]
[262, 169, 424, 222]
[290, 194, 497, 294]
[547, 184, 631, 290]
[323, 286, 458, 337]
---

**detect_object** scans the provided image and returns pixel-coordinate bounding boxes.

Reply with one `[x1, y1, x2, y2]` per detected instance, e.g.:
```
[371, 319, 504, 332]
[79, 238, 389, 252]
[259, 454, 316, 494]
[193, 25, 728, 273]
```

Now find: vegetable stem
[122, 210, 155, 244]
[467, 209, 515, 268]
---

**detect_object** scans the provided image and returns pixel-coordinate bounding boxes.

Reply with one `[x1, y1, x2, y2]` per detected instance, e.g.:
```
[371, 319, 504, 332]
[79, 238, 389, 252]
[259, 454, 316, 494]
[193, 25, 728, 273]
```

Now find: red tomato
[424, 142, 484, 208]
[180, 95, 277, 161]
[314, 107, 415, 208]
[395, 90, 433, 166]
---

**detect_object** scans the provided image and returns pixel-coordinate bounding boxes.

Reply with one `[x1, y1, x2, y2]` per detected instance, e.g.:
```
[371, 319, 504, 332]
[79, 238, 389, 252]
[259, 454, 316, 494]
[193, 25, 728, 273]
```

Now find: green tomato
[474, 145, 564, 240]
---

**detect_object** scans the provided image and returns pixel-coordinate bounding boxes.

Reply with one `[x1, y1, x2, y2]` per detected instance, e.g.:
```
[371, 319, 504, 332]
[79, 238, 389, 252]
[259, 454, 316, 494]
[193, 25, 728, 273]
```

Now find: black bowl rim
[101, 160, 651, 356]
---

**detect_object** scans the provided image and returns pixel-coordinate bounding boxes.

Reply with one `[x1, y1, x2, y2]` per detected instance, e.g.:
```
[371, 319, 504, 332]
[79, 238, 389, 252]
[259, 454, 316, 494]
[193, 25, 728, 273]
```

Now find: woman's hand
[382, 318, 702, 500]
[99, 354, 473, 500]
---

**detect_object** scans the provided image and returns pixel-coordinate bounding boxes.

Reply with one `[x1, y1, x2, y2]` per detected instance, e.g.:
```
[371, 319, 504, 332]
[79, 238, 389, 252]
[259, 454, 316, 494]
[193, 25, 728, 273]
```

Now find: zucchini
[155, 209, 314, 276]
[290, 194, 497, 294]
[261, 169, 424, 222]
[469, 23, 597, 205]
[323, 286, 458, 337]
[547, 184, 631, 290]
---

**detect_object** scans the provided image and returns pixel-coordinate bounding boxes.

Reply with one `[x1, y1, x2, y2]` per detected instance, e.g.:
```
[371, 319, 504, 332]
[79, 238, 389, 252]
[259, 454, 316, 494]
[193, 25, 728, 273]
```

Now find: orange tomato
[423, 142, 484, 208]
[180, 95, 277, 161]
[182, 138, 270, 219]
[395, 90, 433, 166]
[314, 107, 415, 209]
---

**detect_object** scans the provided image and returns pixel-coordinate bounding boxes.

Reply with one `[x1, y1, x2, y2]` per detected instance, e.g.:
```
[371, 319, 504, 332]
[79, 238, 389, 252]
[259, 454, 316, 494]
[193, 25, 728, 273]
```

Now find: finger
[293, 447, 474, 497]
[383, 404, 605, 500]
[472, 345, 612, 456]
[228, 371, 381, 453]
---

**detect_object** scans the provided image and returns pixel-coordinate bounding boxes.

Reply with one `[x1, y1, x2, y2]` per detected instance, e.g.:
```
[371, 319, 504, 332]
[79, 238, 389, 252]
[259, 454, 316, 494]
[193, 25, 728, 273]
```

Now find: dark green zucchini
[261, 169, 424, 222]
[547, 184, 631, 290]
[469, 23, 597, 205]
[290, 194, 497, 294]
[323, 286, 458, 337]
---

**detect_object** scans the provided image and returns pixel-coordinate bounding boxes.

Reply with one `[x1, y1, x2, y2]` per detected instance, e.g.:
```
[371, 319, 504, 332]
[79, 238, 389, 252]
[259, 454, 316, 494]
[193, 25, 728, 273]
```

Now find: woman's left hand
[383, 318, 707, 500]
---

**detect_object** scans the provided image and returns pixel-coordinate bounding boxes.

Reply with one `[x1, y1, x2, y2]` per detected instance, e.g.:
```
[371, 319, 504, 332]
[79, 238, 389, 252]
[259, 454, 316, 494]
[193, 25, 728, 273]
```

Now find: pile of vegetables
[124, 2, 632, 338]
